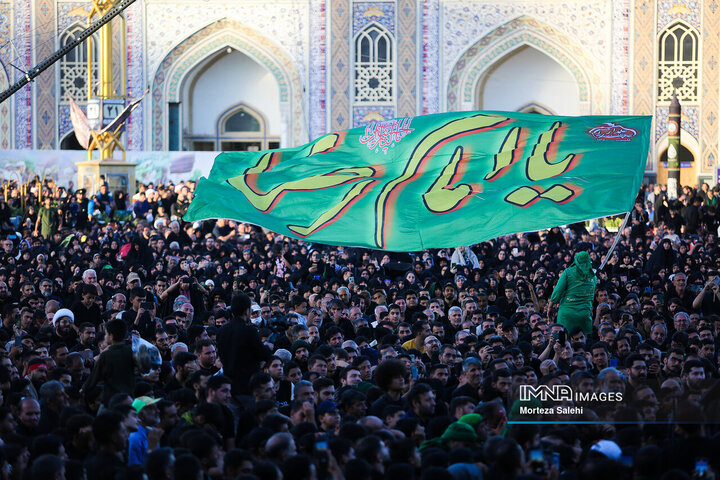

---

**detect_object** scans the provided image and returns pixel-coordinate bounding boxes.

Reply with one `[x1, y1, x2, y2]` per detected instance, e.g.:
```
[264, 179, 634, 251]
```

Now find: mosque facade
[0, 0, 715, 185]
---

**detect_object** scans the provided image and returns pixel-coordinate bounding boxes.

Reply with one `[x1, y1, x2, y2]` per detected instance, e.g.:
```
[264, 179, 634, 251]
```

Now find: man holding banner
[546, 250, 597, 335]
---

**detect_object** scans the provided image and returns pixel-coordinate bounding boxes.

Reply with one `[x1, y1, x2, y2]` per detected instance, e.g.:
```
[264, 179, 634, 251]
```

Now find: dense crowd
[0, 177, 718, 480]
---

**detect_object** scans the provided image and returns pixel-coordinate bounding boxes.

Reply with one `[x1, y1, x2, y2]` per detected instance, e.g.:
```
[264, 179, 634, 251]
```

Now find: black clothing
[217, 317, 271, 395]
[85, 452, 127, 480]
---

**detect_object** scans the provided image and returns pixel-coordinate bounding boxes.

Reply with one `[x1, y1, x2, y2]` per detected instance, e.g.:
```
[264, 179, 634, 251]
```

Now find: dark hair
[624, 353, 645, 369]
[146, 447, 175, 480]
[407, 383, 433, 406]
[249, 373, 273, 393]
[31, 454, 64, 480]
[682, 359, 705, 377]
[77, 322, 95, 333]
[374, 359, 407, 392]
[93, 412, 124, 445]
[231, 293, 251, 318]
[282, 454, 314, 480]
[223, 449, 253, 477]
[130, 286, 146, 300]
[106, 319, 127, 342]
[207, 374, 231, 393]
[31, 434, 64, 458]
[174, 454, 204, 480]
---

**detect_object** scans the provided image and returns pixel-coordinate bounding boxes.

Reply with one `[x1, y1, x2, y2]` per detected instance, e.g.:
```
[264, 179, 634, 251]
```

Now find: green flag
[184, 111, 651, 251]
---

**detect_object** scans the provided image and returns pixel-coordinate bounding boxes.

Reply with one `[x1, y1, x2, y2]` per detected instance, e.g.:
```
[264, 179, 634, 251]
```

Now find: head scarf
[572, 251, 594, 281]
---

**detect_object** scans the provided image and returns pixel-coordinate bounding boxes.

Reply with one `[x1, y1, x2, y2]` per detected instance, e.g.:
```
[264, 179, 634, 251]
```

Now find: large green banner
[184, 111, 651, 251]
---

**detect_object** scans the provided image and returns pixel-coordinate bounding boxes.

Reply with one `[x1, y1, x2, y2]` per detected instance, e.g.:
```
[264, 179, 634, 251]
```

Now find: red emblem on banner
[587, 122, 639, 141]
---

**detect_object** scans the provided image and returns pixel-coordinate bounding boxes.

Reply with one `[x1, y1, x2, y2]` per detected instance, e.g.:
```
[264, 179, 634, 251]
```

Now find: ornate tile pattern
[151, 19, 304, 150]
[442, 0, 611, 104]
[309, 0, 327, 139]
[144, 2, 307, 91]
[396, 0, 416, 118]
[632, 0, 654, 118]
[0, 1, 12, 149]
[34, 0, 56, 149]
[330, 0, 350, 130]
[56, 2, 91, 146]
[13, 0, 31, 148]
[611, 0, 631, 114]
[352, 1, 394, 36]
[447, 17, 603, 113]
[58, 103, 72, 139]
[655, 105, 698, 142]
[421, 0, 439, 114]
[352, 105, 394, 127]
[702, 0, 719, 171]
[657, 0, 700, 31]
[57, 2, 89, 32]
[126, 0, 143, 149]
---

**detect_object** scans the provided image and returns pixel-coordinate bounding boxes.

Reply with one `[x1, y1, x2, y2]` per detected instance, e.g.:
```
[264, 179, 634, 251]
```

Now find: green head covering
[441, 422, 478, 443]
[572, 251, 594, 280]
[418, 436, 445, 452]
[458, 413, 483, 429]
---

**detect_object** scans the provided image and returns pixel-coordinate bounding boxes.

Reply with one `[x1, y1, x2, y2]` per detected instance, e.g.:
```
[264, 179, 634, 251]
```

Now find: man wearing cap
[70, 284, 102, 328]
[126, 272, 142, 289]
[74, 188, 90, 229]
[249, 303, 267, 327]
[128, 396, 163, 465]
[441, 421, 478, 450]
[316, 400, 341, 433]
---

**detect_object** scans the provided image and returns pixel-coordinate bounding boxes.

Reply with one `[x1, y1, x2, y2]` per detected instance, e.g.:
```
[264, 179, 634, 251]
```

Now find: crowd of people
[0, 177, 717, 480]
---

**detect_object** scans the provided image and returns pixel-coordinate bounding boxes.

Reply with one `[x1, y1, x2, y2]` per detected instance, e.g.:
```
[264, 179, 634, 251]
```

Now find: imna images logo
[519, 385, 623, 403]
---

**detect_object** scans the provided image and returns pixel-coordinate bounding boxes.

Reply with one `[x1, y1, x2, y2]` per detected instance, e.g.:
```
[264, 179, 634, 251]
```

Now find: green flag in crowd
[184, 111, 651, 251]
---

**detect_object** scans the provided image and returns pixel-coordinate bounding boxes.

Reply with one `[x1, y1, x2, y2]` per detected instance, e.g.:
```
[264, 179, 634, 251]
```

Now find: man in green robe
[546, 251, 597, 334]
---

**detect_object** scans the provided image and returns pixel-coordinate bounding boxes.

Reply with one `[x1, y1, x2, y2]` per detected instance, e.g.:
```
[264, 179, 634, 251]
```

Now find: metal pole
[599, 211, 631, 271]
[0, 0, 136, 104]
[667, 94, 681, 200]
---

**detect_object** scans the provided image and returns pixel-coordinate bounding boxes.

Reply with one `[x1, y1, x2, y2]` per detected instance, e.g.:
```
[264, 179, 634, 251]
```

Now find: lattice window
[59, 25, 98, 103]
[354, 25, 394, 104]
[658, 22, 699, 103]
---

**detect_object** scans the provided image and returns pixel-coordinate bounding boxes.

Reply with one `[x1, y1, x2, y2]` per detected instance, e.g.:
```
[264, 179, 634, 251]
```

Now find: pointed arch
[517, 102, 556, 115]
[654, 129, 700, 172]
[657, 21, 699, 104]
[151, 18, 305, 150]
[353, 22, 395, 104]
[446, 16, 602, 113]
[58, 23, 99, 102]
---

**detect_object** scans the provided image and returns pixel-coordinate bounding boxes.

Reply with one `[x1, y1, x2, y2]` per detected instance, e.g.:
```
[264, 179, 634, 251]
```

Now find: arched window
[658, 22, 699, 103]
[224, 109, 261, 132]
[59, 25, 98, 102]
[185, 103, 280, 152]
[354, 25, 394, 104]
